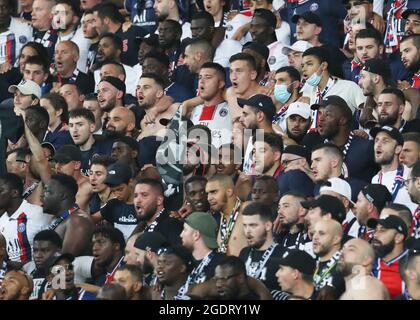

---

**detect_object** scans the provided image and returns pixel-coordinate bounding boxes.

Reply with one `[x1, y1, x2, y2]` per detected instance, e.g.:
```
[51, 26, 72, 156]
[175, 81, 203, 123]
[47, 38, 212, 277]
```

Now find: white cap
[285, 101, 311, 119]
[320, 178, 354, 205]
[282, 40, 313, 55]
[8, 80, 42, 99]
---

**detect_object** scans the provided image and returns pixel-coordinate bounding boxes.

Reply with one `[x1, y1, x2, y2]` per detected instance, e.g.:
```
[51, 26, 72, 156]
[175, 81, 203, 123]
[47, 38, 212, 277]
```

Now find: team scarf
[104, 256, 125, 284]
[412, 205, 420, 239]
[219, 199, 242, 254]
[245, 242, 278, 278]
[377, 165, 405, 202]
[384, 0, 408, 53]
[313, 251, 341, 291]
[311, 77, 336, 129]
[351, 59, 363, 72]
[47, 205, 79, 231]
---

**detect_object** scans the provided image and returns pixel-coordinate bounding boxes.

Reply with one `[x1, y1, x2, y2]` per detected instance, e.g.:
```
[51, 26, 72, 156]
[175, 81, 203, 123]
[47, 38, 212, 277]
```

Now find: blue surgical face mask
[306, 72, 322, 87]
[274, 84, 292, 104]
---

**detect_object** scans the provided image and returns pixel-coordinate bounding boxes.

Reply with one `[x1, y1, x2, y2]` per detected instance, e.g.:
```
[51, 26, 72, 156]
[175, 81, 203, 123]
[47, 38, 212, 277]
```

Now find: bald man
[206, 174, 247, 257]
[0, 270, 33, 300]
[53, 41, 95, 94]
[106, 107, 138, 139]
[338, 238, 389, 300]
[312, 220, 346, 298]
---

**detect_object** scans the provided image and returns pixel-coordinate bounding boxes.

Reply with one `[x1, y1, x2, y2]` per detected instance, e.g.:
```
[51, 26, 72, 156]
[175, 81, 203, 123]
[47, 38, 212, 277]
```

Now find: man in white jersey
[189, 62, 232, 149]
[370, 126, 417, 212]
[0, 173, 51, 265]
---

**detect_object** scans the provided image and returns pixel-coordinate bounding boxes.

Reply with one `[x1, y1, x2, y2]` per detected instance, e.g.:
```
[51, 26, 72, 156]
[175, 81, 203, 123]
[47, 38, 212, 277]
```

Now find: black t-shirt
[239, 245, 284, 293]
[89, 192, 101, 215]
[60, 70, 95, 95]
[401, 119, 420, 134]
[190, 252, 226, 284]
[101, 199, 138, 240]
[313, 256, 346, 297]
[30, 269, 47, 300]
[275, 228, 311, 251]
[116, 26, 148, 67]
[86, 42, 98, 72]
[80, 137, 114, 174]
[144, 210, 183, 246]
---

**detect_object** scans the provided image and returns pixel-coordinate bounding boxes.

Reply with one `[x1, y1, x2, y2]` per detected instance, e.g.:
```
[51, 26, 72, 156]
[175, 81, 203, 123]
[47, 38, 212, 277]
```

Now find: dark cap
[100, 76, 126, 94]
[134, 231, 168, 252]
[157, 245, 193, 272]
[367, 215, 408, 238]
[253, 8, 277, 29]
[41, 142, 56, 157]
[301, 195, 347, 223]
[104, 162, 132, 186]
[277, 250, 316, 275]
[184, 212, 219, 249]
[114, 136, 139, 151]
[243, 41, 270, 60]
[362, 58, 391, 80]
[53, 145, 82, 163]
[370, 126, 404, 146]
[361, 184, 392, 212]
[311, 95, 350, 111]
[237, 94, 276, 122]
[44, 252, 75, 275]
[282, 145, 310, 161]
[292, 11, 322, 27]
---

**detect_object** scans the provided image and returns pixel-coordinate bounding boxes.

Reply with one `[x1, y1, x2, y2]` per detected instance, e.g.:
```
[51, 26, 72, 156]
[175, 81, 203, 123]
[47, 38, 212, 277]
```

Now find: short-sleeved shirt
[79, 138, 114, 175]
[44, 123, 74, 151]
[0, 200, 52, 264]
[100, 199, 138, 240]
[143, 210, 183, 246]
[0, 17, 32, 65]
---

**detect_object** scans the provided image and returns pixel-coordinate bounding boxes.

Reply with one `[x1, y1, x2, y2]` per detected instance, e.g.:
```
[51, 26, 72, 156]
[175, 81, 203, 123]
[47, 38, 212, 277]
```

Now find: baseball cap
[134, 231, 168, 252]
[285, 101, 311, 119]
[104, 162, 132, 186]
[44, 252, 75, 274]
[53, 145, 81, 163]
[100, 76, 126, 94]
[184, 212, 219, 249]
[367, 215, 408, 238]
[237, 94, 276, 122]
[311, 95, 350, 111]
[282, 40, 313, 56]
[370, 126, 404, 146]
[320, 178, 354, 205]
[41, 142, 56, 158]
[301, 194, 347, 223]
[8, 79, 42, 99]
[362, 58, 391, 81]
[361, 184, 392, 213]
[277, 250, 316, 275]
[253, 8, 277, 29]
[282, 145, 310, 162]
[243, 41, 270, 60]
[292, 11, 322, 27]
[157, 245, 193, 272]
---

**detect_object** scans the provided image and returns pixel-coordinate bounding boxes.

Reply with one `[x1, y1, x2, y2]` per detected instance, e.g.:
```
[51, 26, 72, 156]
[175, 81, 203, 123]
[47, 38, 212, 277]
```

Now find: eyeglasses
[344, 1, 371, 10]
[404, 177, 416, 188]
[214, 273, 240, 282]
[281, 157, 303, 167]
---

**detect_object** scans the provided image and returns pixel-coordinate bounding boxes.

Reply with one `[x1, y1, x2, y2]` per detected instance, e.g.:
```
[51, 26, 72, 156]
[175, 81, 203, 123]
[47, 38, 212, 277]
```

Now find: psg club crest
[226, 24, 233, 32]
[19, 36, 28, 44]
[268, 56, 276, 65]
[310, 3, 319, 12]
[219, 108, 228, 117]
[18, 222, 26, 233]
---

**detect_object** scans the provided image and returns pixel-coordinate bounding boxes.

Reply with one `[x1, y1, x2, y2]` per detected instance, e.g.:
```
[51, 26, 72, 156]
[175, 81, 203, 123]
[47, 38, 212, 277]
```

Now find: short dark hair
[0, 173, 24, 196]
[160, 19, 182, 38]
[411, 160, 420, 178]
[24, 55, 49, 74]
[276, 66, 301, 82]
[90, 155, 116, 168]
[242, 202, 273, 222]
[99, 33, 123, 53]
[51, 173, 78, 200]
[41, 92, 69, 123]
[312, 143, 344, 160]
[92, 2, 124, 24]
[56, 0, 80, 17]
[355, 28, 383, 47]
[135, 178, 164, 196]
[33, 230, 63, 248]
[400, 34, 420, 49]
[21, 42, 49, 60]
[184, 175, 207, 188]
[253, 132, 283, 153]
[302, 46, 329, 64]
[6, 148, 31, 160]
[26, 106, 49, 131]
[188, 39, 214, 60]
[69, 108, 95, 124]
[403, 132, 420, 147]
[216, 256, 247, 276]
[200, 62, 226, 80]
[100, 59, 126, 78]
[93, 226, 126, 251]
[140, 72, 166, 89]
[380, 87, 406, 105]
[383, 203, 412, 228]
[229, 53, 257, 71]
[282, 191, 307, 202]
[116, 264, 143, 282]
[144, 51, 170, 68]
[191, 10, 215, 26]
[254, 175, 279, 194]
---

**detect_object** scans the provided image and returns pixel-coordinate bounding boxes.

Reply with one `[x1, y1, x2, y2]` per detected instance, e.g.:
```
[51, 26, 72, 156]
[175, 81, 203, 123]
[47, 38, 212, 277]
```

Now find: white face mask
[272, 0, 285, 11]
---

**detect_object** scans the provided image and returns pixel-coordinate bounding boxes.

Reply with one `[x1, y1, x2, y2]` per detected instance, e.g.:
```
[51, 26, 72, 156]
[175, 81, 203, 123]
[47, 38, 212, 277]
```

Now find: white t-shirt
[301, 78, 366, 113]
[214, 39, 242, 68]
[371, 166, 417, 213]
[243, 136, 254, 174]
[275, 22, 291, 46]
[267, 41, 288, 72]
[343, 209, 360, 238]
[190, 101, 233, 149]
[0, 17, 32, 65]
[0, 200, 52, 263]
[224, 14, 252, 45]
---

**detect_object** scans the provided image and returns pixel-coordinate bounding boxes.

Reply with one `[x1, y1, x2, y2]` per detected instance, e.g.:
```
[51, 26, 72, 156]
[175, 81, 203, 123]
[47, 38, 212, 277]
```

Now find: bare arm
[182, 96, 205, 118]
[62, 215, 94, 256]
